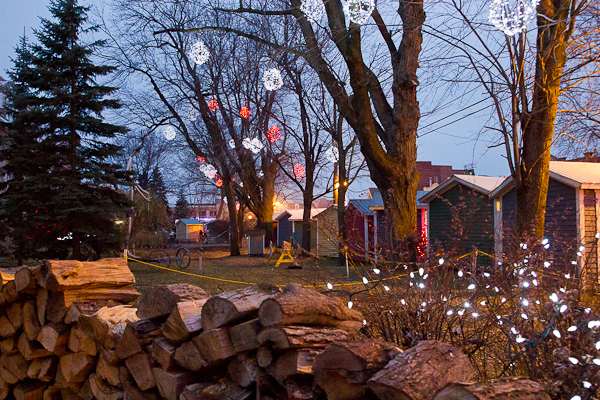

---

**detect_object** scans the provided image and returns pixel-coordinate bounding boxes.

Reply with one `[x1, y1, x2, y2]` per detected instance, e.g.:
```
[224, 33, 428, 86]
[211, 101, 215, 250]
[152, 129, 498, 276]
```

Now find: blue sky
[1, 0, 510, 197]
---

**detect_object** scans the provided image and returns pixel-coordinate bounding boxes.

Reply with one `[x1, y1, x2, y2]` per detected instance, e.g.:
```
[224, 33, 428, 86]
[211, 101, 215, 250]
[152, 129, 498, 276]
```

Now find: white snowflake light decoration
[301, 0, 325, 23]
[242, 138, 264, 154]
[187, 109, 199, 121]
[325, 146, 340, 163]
[200, 164, 217, 179]
[489, 0, 540, 36]
[262, 68, 283, 91]
[163, 126, 176, 141]
[189, 41, 210, 66]
[229, 139, 236, 149]
[257, 170, 264, 178]
[343, 0, 375, 24]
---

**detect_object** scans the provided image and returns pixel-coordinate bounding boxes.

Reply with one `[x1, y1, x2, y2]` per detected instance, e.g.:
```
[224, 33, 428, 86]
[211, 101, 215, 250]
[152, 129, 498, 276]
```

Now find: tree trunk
[224, 183, 240, 256]
[301, 192, 313, 253]
[517, 0, 572, 237]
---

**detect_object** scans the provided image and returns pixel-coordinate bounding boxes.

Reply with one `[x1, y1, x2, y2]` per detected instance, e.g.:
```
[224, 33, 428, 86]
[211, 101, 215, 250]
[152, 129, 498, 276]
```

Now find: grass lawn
[128, 245, 368, 296]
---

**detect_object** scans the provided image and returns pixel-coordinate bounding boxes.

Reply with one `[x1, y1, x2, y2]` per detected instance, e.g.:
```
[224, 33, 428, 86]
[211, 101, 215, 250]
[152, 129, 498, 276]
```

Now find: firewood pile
[0, 258, 552, 400]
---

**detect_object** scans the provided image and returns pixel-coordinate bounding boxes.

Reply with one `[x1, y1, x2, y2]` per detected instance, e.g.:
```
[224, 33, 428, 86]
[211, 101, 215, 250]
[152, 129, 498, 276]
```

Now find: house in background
[274, 208, 326, 249]
[420, 175, 504, 265]
[175, 218, 205, 242]
[491, 161, 600, 284]
[345, 199, 375, 261]
[314, 206, 339, 258]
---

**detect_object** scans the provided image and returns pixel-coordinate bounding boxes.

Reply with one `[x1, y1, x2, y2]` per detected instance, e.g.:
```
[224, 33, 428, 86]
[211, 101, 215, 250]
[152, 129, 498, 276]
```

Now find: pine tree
[173, 189, 189, 220]
[1, 0, 131, 260]
[149, 166, 168, 205]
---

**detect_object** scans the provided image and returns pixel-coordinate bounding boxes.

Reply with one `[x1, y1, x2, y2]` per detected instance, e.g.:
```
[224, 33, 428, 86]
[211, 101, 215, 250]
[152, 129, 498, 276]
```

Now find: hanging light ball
[325, 146, 340, 163]
[197, 156, 205, 163]
[201, 164, 217, 179]
[242, 138, 264, 154]
[257, 170, 264, 178]
[215, 174, 223, 187]
[189, 41, 210, 66]
[489, 0, 540, 36]
[267, 126, 282, 142]
[301, 0, 325, 23]
[343, 0, 375, 24]
[208, 99, 219, 112]
[187, 109, 199, 121]
[163, 126, 176, 140]
[293, 164, 305, 179]
[240, 106, 251, 119]
[262, 68, 284, 91]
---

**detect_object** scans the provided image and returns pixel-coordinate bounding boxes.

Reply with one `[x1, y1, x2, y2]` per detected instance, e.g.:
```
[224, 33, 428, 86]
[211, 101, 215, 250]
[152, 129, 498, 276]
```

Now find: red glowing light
[240, 106, 250, 119]
[267, 126, 281, 142]
[293, 164, 305, 179]
[208, 99, 219, 112]
[216, 178, 223, 187]
[197, 156, 205, 163]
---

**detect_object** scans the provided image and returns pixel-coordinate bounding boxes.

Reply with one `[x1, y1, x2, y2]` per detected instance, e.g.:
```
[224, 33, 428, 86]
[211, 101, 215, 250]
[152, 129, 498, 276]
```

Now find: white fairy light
[588, 320, 600, 329]
[542, 238, 549, 245]
[464, 302, 470, 308]
[325, 146, 340, 163]
[568, 357, 579, 365]
[458, 310, 465, 316]
[594, 359, 600, 365]
[439, 258, 444, 265]
[373, 268, 380, 274]
[458, 270, 464, 277]
[484, 272, 490, 277]
[242, 138, 264, 154]
[596, 233, 600, 239]
[401, 299, 406, 305]
[347, 301, 353, 309]
[489, 0, 540, 36]
[257, 170, 264, 178]
[583, 381, 592, 389]
[229, 139, 235, 149]
[550, 293, 558, 303]
[362, 277, 368, 285]
[532, 279, 538, 286]
[468, 284, 476, 290]
[384, 285, 390, 292]
[567, 326, 577, 332]
[552, 329, 561, 338]
[189, 41, 210, 66]
[480, 301, 486, 306]
[327, 283, 333, 290]
[201, 164, 217, 179]
[447, 310, 453, 316]
[163, 126, 176, 140]
[522, 299, 529, 307]
[501, 297, 507, 303]
[472, 312, 479, 318]
[579, 245, 585, 251]
[343, 0, 375, 24]
[571, 396, 582, 400]
[565, 273, 571, 279]
[596, 340, 600, 350]
[511, 327, 518, 335]
[301, 0, 325, 23]
[418, 267, 424, 276]
[523, 281, 529, 288]
[423, 274, 428, 280]
[410, 272, 415, 279]
[262, 68, 283, 91]
[544, 261, 551, 268]
[418, 283, 425, 289]
[560, 305, 568, 313]
[516, 336, 526, 343]
[521, 313, 528, 320]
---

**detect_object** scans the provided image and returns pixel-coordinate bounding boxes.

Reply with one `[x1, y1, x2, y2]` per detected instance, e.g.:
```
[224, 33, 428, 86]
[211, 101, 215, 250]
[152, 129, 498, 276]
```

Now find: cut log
[37, 288, 48, 325]
[37, 323, 70, 356]
[13, 380, 46, 400]
[2, 281, 17, 303]
[229, 318, 262, 353]
[125, 351, 156, 391]
[193, 327, 235, 363]
[367, 341, 473, 400]
[151, 337, 176, 372]
[96, 357, 120, 387]
[312, 339, 402, 400]
[152, 367, 197, 400]
[161, 299, 207, 344]
[228, 352, 265, 388]
[18, 332, 52, 360]
[267, 350, 317, 384]
[0, 351, 29, 380]
[6, 302, 23, 331]
[80, 378, 95, 400]
[202, 285, 279, 331]
[179, 383, 212, 400]
[122, 382, 162, 400]
[14, 267, 36, 294]
[78, 305, 139, 350]
[0, 315, 16, 338]
[27, 357, 56, 381]
[0, 337, 16, 354]
[258, 326, 355, 350]
[257, 347, 273, 368]
[136, 284, 210, 320]
[46, 291, 69, 323]
[432, 377, 551, 400]
[38, 258, 135, 290]
[258, 283, 363, 331]
[173, 340, 207, 371]
[58, 352, 95, 383]
[193, 380, 253, 400]
[115, 318, 163, 360]
[42, 387, 62, 400]
[88, 373, 124, 400]
[68, 326, 97, 356]
[99, 347, 120, 365]
[23, 300, 40, 341]
[0, 365, 17, 385]
[0, 376, 8, 400]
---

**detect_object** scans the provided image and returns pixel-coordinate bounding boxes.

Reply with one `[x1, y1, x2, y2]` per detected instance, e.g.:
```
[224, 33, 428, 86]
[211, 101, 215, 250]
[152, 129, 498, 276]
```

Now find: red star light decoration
[197, 156, 205, 163]
[267, 126, 281, 142]
[208, 99, 219, 111]
[215, 174, 223, 187]
[240, 106, 250, 119]
[293, 164, 305, 179]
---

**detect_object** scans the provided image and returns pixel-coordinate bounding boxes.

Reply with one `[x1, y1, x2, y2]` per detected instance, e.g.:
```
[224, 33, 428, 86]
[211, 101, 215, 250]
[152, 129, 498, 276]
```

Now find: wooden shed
[274, 208, 324, 250]
[345, 199, 375, 260]
[314, 206, 339, 258]
[420, 175, 504, 266]
[490, 161, 600, 284]
[175, 218, 204, 241]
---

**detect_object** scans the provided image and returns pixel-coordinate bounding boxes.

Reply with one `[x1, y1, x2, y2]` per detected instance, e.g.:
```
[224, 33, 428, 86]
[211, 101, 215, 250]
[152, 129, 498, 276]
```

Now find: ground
[128, 245, 366, 296]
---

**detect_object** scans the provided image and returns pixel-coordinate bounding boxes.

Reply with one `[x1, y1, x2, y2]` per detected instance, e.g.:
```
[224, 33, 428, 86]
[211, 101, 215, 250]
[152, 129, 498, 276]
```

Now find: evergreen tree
[149, 166, 168, 207]
[1, 0, 131, 260]
[173, 189, 189, 220]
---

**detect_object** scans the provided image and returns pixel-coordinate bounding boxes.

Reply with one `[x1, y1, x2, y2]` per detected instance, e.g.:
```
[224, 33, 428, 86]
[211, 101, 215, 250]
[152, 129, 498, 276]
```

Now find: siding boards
[345, 204, 367, 260]
[277, 214, 292, 247]
[429, 184, 494, 266]
[583, 190, 598, 283]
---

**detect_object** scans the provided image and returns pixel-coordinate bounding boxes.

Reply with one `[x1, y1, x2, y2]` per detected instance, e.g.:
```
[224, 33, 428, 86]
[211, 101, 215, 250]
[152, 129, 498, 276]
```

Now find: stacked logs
[0, 258, 552, 400]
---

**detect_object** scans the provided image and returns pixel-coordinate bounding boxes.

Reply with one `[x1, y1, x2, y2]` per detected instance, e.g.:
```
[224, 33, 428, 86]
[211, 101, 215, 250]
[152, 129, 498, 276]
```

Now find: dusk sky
[1, 0, 511, 191]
